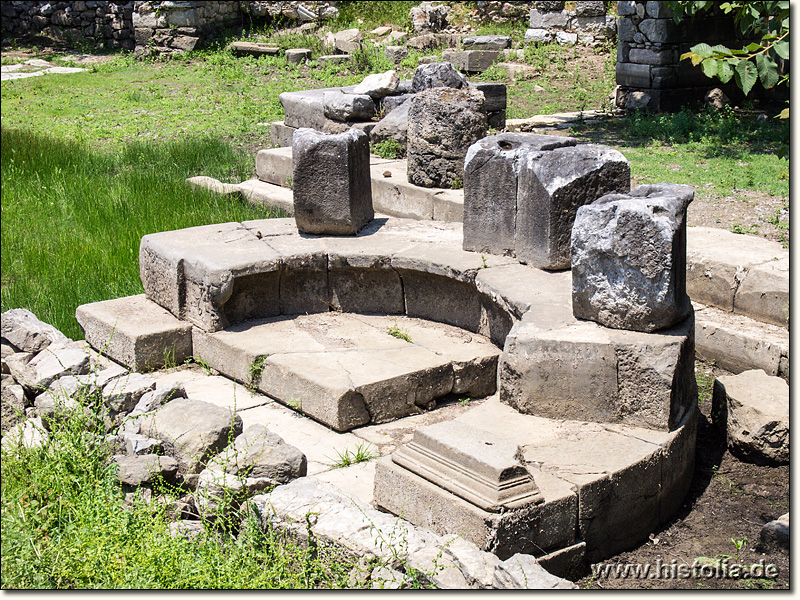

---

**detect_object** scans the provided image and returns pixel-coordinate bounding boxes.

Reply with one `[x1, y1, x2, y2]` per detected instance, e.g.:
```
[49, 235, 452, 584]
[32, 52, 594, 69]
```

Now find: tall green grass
[1, 129, 281, 340]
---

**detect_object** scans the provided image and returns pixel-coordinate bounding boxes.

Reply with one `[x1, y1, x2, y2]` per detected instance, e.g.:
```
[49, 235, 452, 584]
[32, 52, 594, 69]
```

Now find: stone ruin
[32, 104, 722, 585]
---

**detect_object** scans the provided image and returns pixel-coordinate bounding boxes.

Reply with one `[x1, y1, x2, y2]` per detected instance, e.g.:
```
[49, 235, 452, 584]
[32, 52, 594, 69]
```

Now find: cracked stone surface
[192, 313, 500, 432]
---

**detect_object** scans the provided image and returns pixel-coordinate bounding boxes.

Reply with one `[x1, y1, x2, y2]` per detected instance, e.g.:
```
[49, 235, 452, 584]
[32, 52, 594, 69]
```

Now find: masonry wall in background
[1, 1, 338, 55]
[614, 0, 744, 112]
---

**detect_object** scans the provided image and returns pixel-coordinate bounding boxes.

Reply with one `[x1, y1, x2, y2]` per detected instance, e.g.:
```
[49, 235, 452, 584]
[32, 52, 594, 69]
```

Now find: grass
[371, 138, 405, 159]
[0, 388, 360, 589]
[387, 323, 413, 343]
[329, 443, 379, 469]
[1, 129, 284, 340]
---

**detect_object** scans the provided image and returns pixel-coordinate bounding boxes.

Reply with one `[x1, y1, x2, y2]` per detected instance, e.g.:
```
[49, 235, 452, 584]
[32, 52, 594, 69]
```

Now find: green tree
[664, 1, 789, 117]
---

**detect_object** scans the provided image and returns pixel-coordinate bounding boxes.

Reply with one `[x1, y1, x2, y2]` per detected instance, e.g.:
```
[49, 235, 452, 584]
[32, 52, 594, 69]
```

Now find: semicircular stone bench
[77, 216, 698, 569]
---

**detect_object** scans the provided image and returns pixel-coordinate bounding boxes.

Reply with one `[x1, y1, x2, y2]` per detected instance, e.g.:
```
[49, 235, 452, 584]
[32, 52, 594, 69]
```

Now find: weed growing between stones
[1, 369, 360, 588]
[247, 354, 269, 393]
[371, 138, 405, 160]
[328, 443, 378, 470]
[387, 323, 412, 343]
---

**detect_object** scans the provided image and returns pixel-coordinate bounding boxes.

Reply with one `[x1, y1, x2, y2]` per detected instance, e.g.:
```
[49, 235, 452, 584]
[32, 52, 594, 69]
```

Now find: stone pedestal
[407, 87, 487, 189]
[292, 128, 374, 235]
[571, 183, 694, 332]
[463, 133, 630, 270]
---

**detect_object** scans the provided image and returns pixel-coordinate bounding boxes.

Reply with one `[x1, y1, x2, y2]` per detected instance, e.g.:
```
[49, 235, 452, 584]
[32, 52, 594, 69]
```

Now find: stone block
[638, 18, 678, 43]
[529, 8, 570, 29]
[646, 1, 673, 18]
[384, 45, 408, 64]
[292, 128, 374, 235]
[616, 62, 651, 87]
[617, 16, 636, 42]
[411, 61, 468, 92]
[500, 315, 696, 431]
[714, 370, 788, 465]
[575, 1, 606, 17]
[555, 32, 578, 46]
[693, 303, 787, 378]
[473, 88, 505, 117]
[464, 133, 630, 270]
[463, 133, 576, 260]
[353, 70, 399, 99]
[285, 48, 311, 65]
[629, 47, 678, 66]
[617, 1, 636, 16]
[322, 90, 375, 122]
[2, 308, 70, 353]
[76, 294, 193, 371]
[228, 41, 279, 57]
[462, 35, 511, 50]
[758, 514, 789, 554]
[255, 145, 293, 186]
[139, 222, 282, 331]
[407, 87, 486, 189]
[735, 257, 789, 328]
[571, 183, 694, 332]
[441, 49, 501, 73]
[525, 28, 554, 44]
[392, 421, 543, 511]
[374, 456, 578, 559]
[686, 227, 789, 323]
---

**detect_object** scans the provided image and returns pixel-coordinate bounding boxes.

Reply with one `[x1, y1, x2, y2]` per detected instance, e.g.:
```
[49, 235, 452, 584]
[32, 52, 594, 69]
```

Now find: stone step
[253, 147, 463, 221]
[236, 178, 294, 215]
[694, 302, 789, 380]
[191, 313, 501, 432]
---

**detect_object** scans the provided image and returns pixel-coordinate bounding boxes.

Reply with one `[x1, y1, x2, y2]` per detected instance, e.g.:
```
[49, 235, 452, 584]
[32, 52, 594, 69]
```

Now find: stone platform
[76, 216, 700, 577]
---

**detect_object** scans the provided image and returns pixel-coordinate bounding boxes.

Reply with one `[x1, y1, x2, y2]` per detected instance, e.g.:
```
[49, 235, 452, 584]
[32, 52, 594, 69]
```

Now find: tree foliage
[664, 1, 789, 117]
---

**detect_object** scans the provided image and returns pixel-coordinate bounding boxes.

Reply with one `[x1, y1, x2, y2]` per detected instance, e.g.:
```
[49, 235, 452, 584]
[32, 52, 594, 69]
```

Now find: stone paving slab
[686, 227, 788, 327]
[192, 313, 500, 432]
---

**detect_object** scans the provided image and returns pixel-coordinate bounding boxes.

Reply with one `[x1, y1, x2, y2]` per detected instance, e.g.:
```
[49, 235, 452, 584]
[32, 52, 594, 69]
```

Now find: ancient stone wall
[1, 1, 136, 50]
[1, 1, 338, 55]
[526, 1, 616, 47]
[614, 1, 743, 112]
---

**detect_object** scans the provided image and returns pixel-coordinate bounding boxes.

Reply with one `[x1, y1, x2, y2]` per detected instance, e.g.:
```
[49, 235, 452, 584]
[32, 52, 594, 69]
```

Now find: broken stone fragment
[571, 183, 694, 332]
[1, 308, 71, 353]
[322, 90, 376, 122]
[712, 369, 788, 465]
[407, 86, 486, 188]
[411, 61, 467, 92]
[207, 424, 307, 483]
[292, 127, 374, 235]
[114, 454, 179, 487]
[352, 69, 399, 99]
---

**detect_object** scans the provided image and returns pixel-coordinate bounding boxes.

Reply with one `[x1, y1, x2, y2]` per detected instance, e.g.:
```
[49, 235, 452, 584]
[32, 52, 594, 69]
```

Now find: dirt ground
[577, 359, 790, 590]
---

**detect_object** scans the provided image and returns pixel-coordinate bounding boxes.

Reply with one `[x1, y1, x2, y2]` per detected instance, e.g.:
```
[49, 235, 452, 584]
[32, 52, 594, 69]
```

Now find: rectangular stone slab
[76, 294, 192, 371]
[392, 421, 543, 511]
[192, 313, 500, 432]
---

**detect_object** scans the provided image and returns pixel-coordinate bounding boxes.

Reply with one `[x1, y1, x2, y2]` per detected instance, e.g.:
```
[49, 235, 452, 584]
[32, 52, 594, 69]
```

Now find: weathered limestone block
[370, 99, 410, 148]
[292, 128, 374, 235]
[462, 35, 511, 50]
[322, 90, 375, 122]
[529, 8, 570, 29]
[410, 2, 449, 33]
[76, 294, 193, 371]
[6, 344, 91, 393]
[207, 424, 307, 483]
[140, 397, 243, 475]
[712, 370, 789, 465]
[411, 61, 467, 92]
[1, 308, 70, 353]
[114, 454, 179, 486]
[442, 49, 501, 73]
[285, 48, 311, 65]
[407, 87, 487, 188]
[139, 222, 282, 331]
[571, 183, 694, 332]
[500, 313, 696, 431]
[352, 69, 399, 99]
[463, 133, 629, 269]
[384, 45, 408, 64]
